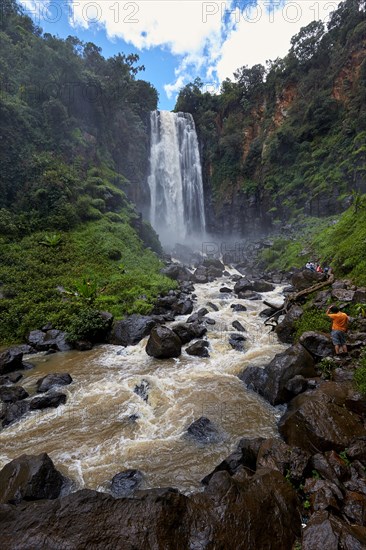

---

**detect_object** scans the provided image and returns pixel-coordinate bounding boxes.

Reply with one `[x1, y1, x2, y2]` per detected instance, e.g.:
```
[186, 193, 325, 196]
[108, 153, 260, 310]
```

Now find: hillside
[0, 0, 173, 345]
[175, 0, 366, 236]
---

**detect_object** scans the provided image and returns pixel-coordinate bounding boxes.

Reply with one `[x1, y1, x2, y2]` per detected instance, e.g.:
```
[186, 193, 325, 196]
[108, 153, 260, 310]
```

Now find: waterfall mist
[147, 111, 206, 248]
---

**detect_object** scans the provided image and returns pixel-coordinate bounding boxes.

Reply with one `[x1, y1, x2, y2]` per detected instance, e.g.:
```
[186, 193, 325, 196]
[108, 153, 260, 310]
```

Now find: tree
[290, 21, 325, 64]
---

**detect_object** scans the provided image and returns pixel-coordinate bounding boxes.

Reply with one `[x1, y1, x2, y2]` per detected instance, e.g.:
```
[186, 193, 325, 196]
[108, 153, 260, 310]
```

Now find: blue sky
[20, 1, 340, 110]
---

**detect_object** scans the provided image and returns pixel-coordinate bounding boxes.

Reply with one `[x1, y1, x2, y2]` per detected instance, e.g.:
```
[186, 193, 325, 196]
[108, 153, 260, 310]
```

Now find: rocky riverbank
[0, 257, 366, 548]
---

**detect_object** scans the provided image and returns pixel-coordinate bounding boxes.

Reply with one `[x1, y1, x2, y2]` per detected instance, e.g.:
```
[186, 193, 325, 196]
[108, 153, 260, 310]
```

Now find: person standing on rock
[326, 305, 349, 355]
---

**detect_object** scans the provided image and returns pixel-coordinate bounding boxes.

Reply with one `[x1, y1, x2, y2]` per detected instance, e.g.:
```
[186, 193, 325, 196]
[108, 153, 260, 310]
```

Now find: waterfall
[147, 111, 206, 245]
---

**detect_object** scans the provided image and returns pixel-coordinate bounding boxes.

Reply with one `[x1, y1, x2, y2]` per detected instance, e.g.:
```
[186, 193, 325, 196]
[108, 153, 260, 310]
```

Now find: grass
[259, 199, 366, 286]
[0, 218, 175, 345]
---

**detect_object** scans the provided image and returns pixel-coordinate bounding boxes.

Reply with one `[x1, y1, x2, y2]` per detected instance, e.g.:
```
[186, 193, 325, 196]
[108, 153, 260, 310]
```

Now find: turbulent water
[0, 277, 287, 494]
[147, 111, 206, 245]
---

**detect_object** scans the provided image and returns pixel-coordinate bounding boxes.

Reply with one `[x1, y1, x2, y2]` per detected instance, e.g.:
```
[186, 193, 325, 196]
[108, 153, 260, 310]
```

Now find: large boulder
[331, 288, 355, 302]
[299, 331, 334, 358]
[0, 349, 23, 375]
[172, 322, 207, 344]
[36, 373, 73, 393]
[192, 266, 208, 284]
[291, 270, 327, 291]
[145, 326, 182, 359]
[256, 438, 310, 483]
[240, 343, 316, 405]
[27, 330, 72, 352]
[302, 511, 366, 550]
[1, 401, 29, 428]
[161, 264, 192, 281]
[279, 391, 366, 453]
[109, 315, 157, 346]
[275, 305, 303, 344]
[0, 453, 63, 504]
[234, 279, 275, 293]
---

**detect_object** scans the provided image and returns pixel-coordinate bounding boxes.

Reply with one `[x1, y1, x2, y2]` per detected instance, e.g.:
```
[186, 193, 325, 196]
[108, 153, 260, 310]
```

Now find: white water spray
[147, 111, 206, 245]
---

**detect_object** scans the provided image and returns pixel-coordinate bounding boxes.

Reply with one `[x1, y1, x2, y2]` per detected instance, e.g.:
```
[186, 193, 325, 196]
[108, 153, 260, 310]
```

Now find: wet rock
[230, 304, 247, 312]
[354, 288, 366, 303]
[310, 451, 349, 485]
[204, 318, 216, 325]
[27, 330, 72, 352]
[291, 270, 326, 291]
[2, 401, 29, 427]
[347, 438, 366, 463]
[0, 453, 63, 504]
[0, 349, 23, 375]
[36, 373, 73, 393]
[302, 510, 366, 550]
[238, 365, 268, 393]
[187, 308, 208, 323]
[275, 305, 303, 344]
[172, 322, 207, 344]
[186, 417, 220, 444]
[256, 438, 310, 483]
[303, 478, 343, 512]
[234, 279, 275, 293]
[161, 264, 192, 281]
[285, 375, 308, 396]
[260, 307, 277, 318]
[206, 302, 219, 312]
[331, 288, 355, 302]
[110, 315, 157, 346]
[199, 469, 301, 550]
[232, 320, 246, 332]
[279, 391, 366, 453]
[219, 287, 232, 293]
[237, 290, 261, 300]
[342, 490, 366, 525]
[171, 299, 193, 315]
[207, 266, 224, 280]
[145, 326, 182, 359]
[202, 436, 266, 485]
[0, 372, 23, 385]
[0, 386, 29, 403]
[74, 340, 93, 351]
[186, 340, 209, 357]
[299, 331, 334, 358]
[134, 379, 150, 402]
[29, 393, 67, 410]
[228, 333, 247, 351]
[241, 343, 316, 406]
[202, 258, 225, 271]
[192, 266, 208, 284]
[110, 470, 144, 498]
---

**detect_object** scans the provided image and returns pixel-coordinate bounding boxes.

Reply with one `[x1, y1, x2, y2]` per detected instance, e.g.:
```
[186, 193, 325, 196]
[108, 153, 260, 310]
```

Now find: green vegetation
[0, 220, 174, 345]
[294, 308, 331, 340]
[258, 199, 366, 285]
[0, 0, 174, 346]
[175, 0, 366, 224]
[354, 349, 366, 395]
[317, 357, 338, 380]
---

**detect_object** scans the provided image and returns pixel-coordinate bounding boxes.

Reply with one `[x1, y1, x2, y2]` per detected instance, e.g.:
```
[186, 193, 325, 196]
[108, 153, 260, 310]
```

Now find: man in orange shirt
[326, 305, 349, 355]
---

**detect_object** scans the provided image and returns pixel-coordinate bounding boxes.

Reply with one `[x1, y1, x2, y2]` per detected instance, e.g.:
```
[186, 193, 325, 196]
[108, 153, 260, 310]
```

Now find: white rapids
[0, 276, 287, 494]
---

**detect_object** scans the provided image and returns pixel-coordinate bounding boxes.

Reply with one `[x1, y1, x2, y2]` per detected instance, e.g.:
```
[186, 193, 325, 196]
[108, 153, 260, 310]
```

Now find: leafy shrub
[66, 308, 110, 343]
[294, 308, 330, 340]
[354, 349, 366, 396]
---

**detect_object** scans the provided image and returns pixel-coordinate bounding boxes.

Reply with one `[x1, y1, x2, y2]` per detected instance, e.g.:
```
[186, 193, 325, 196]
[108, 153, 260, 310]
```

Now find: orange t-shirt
[327, 312, 349, 332]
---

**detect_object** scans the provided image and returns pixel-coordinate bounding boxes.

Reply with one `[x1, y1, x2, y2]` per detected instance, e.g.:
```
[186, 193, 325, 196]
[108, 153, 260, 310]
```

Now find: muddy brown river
[0, 276, 287, 494]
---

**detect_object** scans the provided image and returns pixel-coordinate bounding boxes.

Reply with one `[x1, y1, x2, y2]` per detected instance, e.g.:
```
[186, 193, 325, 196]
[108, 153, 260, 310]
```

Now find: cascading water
[147, 111, 206, 245]
[0, 275, 287, 494]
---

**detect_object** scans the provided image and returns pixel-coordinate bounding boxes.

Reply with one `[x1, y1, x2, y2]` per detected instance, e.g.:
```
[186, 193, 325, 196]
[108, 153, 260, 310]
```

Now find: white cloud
[216, 1, 341, 82]
[21, 0, 341, 104]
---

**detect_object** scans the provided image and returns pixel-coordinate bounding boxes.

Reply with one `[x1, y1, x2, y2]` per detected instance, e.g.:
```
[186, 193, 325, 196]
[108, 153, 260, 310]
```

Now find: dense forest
[0, 0, 173, 344]
[1, 0, 366, 346]
[175, 0, 366, 234]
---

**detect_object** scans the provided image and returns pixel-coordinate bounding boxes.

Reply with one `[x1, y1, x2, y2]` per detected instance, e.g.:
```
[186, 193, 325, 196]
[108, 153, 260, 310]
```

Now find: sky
[20, 0, 341, 110]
